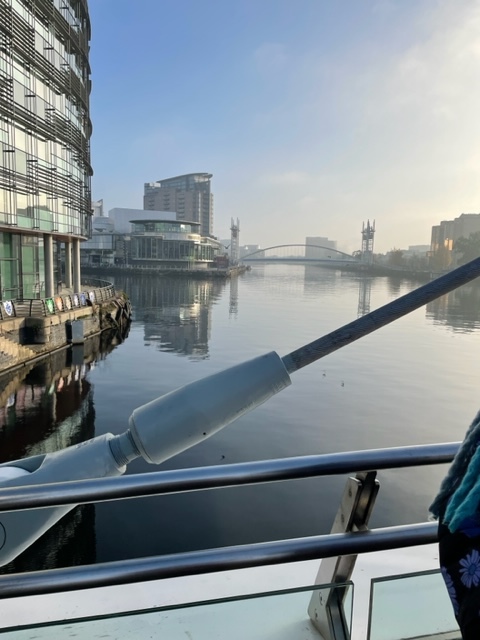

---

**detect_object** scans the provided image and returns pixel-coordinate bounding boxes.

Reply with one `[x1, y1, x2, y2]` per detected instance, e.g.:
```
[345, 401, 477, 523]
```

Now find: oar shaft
[282, 257, 480, 374]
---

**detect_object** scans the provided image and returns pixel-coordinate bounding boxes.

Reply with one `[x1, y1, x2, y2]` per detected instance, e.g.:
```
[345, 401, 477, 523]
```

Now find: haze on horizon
[89, 0, 480, 254]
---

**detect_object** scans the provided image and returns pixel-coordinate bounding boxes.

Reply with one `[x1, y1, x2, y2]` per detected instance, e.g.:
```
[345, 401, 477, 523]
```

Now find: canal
[1, 264, 480, 572]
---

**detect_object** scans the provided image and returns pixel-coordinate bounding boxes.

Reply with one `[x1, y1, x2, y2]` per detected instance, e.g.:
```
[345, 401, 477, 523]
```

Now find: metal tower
[361, 220, 375, 264]
[230, 218, 240, 265]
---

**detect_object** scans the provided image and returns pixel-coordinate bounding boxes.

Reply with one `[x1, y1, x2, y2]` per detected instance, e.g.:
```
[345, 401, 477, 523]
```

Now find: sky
[89, 0, 480, 253]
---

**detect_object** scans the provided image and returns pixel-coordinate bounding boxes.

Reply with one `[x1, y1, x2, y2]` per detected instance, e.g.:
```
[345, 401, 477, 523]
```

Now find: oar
[283, 257, 480, 373]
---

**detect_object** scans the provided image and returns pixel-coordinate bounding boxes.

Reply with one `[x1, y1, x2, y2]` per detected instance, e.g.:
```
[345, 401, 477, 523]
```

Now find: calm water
[1, 264, 480, 572]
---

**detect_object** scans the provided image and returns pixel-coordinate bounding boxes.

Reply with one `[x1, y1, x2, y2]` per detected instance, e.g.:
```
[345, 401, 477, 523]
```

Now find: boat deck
[0, 544, 460, 640]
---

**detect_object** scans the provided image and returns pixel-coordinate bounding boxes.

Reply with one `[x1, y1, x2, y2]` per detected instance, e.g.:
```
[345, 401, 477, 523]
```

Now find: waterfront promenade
[0, 279, 131, 377]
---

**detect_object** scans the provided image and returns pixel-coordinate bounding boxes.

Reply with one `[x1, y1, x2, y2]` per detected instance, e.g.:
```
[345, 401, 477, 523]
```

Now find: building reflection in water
[229, 276, 238, 318]
[0, 328, 128, 573]
[426, 282, 480, 333]
[357, 276, 372, 317]
[112, 275, 226, 359]
[303, 265, 338, 293]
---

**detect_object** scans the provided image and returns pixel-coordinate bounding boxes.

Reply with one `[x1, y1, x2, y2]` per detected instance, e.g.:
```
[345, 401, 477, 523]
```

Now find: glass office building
[0, 0, 92, 300]
[130, 219, 216, 266]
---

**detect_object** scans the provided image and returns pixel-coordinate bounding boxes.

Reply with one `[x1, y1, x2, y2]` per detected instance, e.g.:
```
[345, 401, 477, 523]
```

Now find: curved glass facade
[0, 0, 92, 299]
[131, 236, 215, 263]
[131, 221, 200, 235]
[130, 220, 215, 264]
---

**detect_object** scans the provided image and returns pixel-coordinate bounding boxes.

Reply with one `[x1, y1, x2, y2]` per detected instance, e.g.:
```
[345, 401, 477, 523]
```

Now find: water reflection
[386, 276, 403, 296]
[426, 282, 480, 333]
[0, 329, 128, 573]
[229, 276, 238, 318]
[0, 350, 96, 462]
[1, 504, 96, 575]
[357, 276, 372, 317]
[111, 275, 226, 358]
[303, 265, 338, 292]
[1, 267, 480, 573]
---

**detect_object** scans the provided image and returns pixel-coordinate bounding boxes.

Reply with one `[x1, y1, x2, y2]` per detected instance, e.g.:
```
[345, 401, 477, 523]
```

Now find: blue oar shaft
[282, 257, 480, 374]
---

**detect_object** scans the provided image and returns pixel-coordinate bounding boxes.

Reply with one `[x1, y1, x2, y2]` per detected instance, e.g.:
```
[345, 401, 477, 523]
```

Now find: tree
[388, 248, 405, 267]
[406, 253, 428, 271]
[454, 232, 480, 265]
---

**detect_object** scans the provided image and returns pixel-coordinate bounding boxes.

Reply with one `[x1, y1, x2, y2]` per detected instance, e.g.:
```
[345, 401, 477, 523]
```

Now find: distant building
[130, 219, 217, 268]
[144, 173, 214, 237]
[431, 220, 455, 253]
[82, 209, 176, 267]
[305, 237, 336, 259]
[400, 245, 430, 260]
[81, 214, 116, 267]
[92, 200, 104, 218]
[430, 213, 480, 266]
[82, 209, 219, 268]
[240, 245, 262, 259]
[108, 208, 176, 234]
[407, 245, 430, 255]
[453, 213, 480, 243]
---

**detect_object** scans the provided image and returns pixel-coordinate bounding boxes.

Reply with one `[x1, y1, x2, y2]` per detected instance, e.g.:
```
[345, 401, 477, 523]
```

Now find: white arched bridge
[242, 244, 359, 264]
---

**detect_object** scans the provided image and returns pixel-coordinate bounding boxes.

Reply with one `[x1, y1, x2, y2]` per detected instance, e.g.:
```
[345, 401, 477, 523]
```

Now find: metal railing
[0, 279, 116, 320]
[0, 441, 457, 599]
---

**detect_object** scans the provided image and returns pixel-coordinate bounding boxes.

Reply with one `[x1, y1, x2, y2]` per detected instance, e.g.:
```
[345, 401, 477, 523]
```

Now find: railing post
[308, 471, 379, 639]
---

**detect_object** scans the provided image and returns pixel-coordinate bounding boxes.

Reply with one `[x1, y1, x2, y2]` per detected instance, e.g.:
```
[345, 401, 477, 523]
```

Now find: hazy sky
[89, 0, 480, 253]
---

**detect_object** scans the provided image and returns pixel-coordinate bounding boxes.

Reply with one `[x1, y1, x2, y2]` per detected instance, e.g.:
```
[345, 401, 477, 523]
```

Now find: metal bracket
[308, 470, 380, 639]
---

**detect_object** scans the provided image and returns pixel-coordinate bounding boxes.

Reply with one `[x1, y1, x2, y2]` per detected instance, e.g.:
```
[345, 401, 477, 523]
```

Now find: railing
[0, 279, 116, 320]
[0, 442, 457, 600]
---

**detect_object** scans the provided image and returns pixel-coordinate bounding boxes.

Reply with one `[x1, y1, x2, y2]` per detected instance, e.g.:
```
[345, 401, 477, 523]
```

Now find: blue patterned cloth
[439, 520, 480, 638]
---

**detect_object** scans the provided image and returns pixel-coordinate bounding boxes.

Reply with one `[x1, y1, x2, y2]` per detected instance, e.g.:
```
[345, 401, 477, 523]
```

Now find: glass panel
[368, 569, 460, 640]
[0, 233, 19, 300]
[15, 149, 27, 175]
[0, 582, 352, 640]
[16, 192, 28, 215]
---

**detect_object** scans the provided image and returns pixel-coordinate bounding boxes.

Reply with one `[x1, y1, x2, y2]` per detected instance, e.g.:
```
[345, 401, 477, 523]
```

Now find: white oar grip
[128, 351, 291, 464]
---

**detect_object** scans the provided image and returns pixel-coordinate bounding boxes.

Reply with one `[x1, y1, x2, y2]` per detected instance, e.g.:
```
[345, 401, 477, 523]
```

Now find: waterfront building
[430, 213, 480, 267]
[82, 208, 175, 267]
[0, 0, 92, 300]
[144, 173, 214, 237]
[82, 213, 220, 269]
[108, 207, 175, 235]
[130, 219, 217, 268]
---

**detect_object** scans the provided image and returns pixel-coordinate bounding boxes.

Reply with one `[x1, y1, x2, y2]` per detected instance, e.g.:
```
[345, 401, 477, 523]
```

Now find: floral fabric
[439, 521, 480, 639]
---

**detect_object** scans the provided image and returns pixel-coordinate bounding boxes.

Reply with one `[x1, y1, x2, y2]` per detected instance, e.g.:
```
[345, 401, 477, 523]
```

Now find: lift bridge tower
[361, 220, 375, 264]
[230, 218, 240, 265]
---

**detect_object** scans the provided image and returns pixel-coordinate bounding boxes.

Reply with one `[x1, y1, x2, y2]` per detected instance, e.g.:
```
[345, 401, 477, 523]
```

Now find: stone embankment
[82, 264, 250, 278]
[0, 293, 132, 376]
